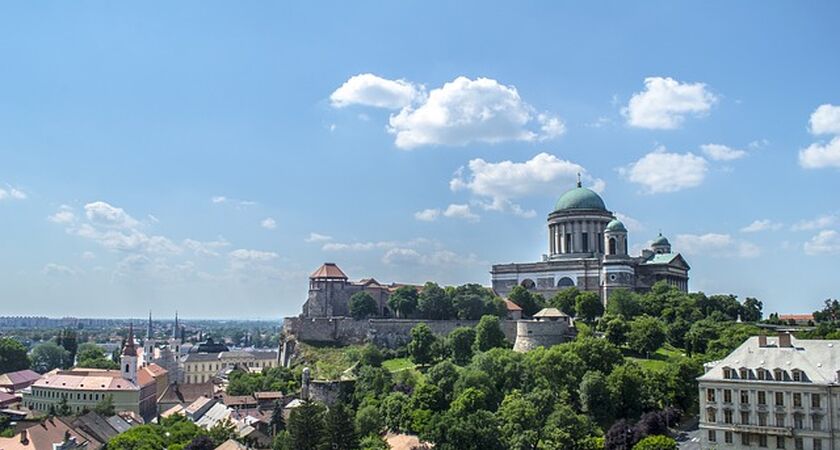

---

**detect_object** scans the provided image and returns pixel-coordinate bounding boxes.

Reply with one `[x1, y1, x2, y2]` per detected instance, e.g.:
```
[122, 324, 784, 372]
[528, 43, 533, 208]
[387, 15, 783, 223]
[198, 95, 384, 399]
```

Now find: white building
[698, 333, 840, 450]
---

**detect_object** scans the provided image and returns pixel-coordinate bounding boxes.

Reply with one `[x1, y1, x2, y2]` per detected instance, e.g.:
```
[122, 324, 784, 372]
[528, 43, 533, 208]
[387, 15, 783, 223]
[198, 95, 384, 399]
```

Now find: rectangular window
[725, 410, 733, 424]
[724, 389, 732, 403]
[707, 389, 716, 402]
[794, 413, 803, 429]
[565, 234, 572, 253]
[708, 430, 716, 443]
[758, 369, 767, 380]
[725, 431, 733, 444]
[759, 435, 768, 448]
[793, 371, 802, 382]
[814, 438, 822, 450]
[759, 413, 767, 426]
[795, 438, 803, 450]
[743, 433, 751, 446]
[708, 409, 716, 423]
[776, 413, 786, 427]
[742, 411, 750, 424]
[598, 233, 603, 253]
[776, 436, 785, 449]
[775, 392, 784, 406]
[812, 393, 821, 408]
[741, 368, 750, 379]
[741, 390, 750, 404]
[812, 414, 822, 431]
[581, 232, 589, 252]
[759, 391, 767, 405]
[794, 393, 802, 407]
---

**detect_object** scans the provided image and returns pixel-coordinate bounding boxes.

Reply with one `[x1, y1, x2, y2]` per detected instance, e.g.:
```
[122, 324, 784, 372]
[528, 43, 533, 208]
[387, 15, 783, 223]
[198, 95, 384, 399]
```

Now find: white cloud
[701, 144, 747, 161]
[809, 104, 840, 135]
[228, 249, 278, 262]
[261, 217, 277, 230]
[211, 196, 256, 207]
[84, 201, 139, 228]
[620, 147, 708, 193]
[804, 230, 840, 255]
[674, 233, 760, 258]
[614, 213, 644, 232]
[322, 241, 400, 252]
[799, 136, 840, 169]
[442, 204, 479, 222]
[622, 77, 717, 129]
[81, 251, 96, 260]
[211, 196, 227, 204]
[450, 152, 599, 217]
[381, 247, 481, 267]
[74, 226, 181, 254]
[182, 238, 230, 256]
[381, 248, 422, 265]
[740, 219, 783, 233]
[791, 214, 837, 231]
[43, 263, 79, 276]
[330, 73, 422, 109]
[387, 76, 564, 149]
[305, 232, 333, 243]
[48, 205, 76, 224]
[414, 209, 441, 222]
[0, 186, 27, 201]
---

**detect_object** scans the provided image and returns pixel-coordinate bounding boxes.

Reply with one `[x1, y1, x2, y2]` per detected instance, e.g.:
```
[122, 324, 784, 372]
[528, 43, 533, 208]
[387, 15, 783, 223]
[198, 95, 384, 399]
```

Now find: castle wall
[512, 319, 569, 352]
[283, 317, 518, 348]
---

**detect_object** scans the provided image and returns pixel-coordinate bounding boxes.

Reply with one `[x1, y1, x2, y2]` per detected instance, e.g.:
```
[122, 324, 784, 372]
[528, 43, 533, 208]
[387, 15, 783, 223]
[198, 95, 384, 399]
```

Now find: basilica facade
[490, 181, 690, 304]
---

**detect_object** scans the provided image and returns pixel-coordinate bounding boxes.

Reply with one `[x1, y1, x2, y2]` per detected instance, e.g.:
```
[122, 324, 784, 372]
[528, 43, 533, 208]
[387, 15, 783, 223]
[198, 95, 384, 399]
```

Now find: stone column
[549, 225, 554, 255]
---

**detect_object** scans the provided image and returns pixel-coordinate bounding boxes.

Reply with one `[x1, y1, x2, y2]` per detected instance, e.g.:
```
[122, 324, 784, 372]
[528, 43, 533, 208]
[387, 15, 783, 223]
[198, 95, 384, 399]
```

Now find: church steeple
[121, 323, 138, 384]
[147, 311, 153, 340]
[172, 311, 179, 340]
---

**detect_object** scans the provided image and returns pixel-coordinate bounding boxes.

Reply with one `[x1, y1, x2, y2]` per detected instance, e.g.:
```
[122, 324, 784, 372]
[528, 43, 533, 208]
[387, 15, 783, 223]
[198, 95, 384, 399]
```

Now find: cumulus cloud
[804, 230, 840, 255]
[620, 147, 708, 193]
[81, 251, 96, 260]
[740, 219, 783, 233]
[622, 77, 717, 129]
[809, 104, 840, 135]
[614, 213, 644, 232]
[43, 263, 80, 276]
[72, 224, 181, 254]
[48, 205, 76, 224]
[414, 204, 479, 222]
[450, 152, 599, 217]
[330, 73, 422, 109]
[388, 76, 564, 149]
[799, 137, 840, 169]
[211, 196, 256, 207]
[382, 247, 481, 267]
[305, 232, 333, 243]
[228, 248, 278, 262]
[701, 144, 747, 161]
[791, 214, 837, 231]
[261, 218, 277, 230]
[182, 238, 230, 256]
[84, 201, 139, 228]
[0, 186, 26, 201]
[674, 233, 760, 258]
[414, 209, 440, 222]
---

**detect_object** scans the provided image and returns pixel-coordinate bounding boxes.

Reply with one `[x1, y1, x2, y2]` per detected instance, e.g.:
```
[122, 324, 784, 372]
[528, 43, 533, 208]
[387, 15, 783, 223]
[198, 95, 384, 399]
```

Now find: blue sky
[1, 2, 839, 318]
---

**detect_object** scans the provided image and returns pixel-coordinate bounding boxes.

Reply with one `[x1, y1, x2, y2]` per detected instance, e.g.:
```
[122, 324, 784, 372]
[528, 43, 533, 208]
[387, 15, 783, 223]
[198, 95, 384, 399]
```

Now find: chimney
[20, 429, 28, 445]
[758, 335, 767, 347]
[779, 332, 792, 348]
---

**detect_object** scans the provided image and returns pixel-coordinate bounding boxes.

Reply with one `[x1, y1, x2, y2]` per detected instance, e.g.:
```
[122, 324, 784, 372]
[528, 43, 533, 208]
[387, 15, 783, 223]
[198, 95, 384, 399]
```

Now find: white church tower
[143, 311, 155, 367]
[121, 323, 138, 385]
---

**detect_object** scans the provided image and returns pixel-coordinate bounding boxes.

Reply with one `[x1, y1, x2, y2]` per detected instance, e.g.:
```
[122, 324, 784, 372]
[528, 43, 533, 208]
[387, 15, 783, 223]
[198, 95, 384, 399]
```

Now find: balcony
[732, 424, 794, 437]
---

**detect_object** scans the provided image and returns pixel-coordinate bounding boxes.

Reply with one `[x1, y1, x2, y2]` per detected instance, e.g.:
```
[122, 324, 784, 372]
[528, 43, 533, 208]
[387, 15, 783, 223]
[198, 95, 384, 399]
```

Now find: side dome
[554, 186, 607, 212]
[652, 233, 670, 246]
[605, 218, 627, 232]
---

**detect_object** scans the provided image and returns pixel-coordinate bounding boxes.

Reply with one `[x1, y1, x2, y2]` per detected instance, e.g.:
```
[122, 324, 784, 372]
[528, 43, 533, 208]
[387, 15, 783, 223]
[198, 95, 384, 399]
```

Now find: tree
[208, 419, 236, 445]
[604, 317, 630, 347]
[354, 366, 393, 402]
[580, 370, 613, 426]
[388, 286, 418, 318]
[607, 363, 648, 420]
[632, 435, 677, 450]
[270, 400, 286, 435]
[76, 342, 118, 369]
[349, 292, 379, 320]
[740, 297, 763, 322]
[184, 435, 216, 450]
[0, 337, 30, 373]
[814, 299, 840, 323]
[56, 396, 72, 416]
[418, 282, 454, 320]
[539, 402, 600, 450]
[359, 435, 389, 450]
[447, 327, 475, 365]
[496, 391, 540, 450]
[31, 342, 70, 373]
[325, 402, 358, 450]
[287, 401, 327, 450]
[355, 403, 383, 438]
[474, 315, 506, 352]
[627, 316, 667, 356]
[426, 360, 459, 404]
[606, 289, 642, 319]
[56, 329, 78, 368]
[507, 285, 542, 317]
[94, 394, 115, 416]
[605, 419, 640, 450]
[575, 292, 604, 323]
[380, 392, 411, 433]
[408, 323, 437, 365]
[567, 337, 623, 375]
[549, 287, 579, 316]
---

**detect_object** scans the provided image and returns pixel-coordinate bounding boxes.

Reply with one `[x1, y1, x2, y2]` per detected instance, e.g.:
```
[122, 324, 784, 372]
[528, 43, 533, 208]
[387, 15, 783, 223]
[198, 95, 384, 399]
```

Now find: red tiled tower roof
[310, 263, 348, 280]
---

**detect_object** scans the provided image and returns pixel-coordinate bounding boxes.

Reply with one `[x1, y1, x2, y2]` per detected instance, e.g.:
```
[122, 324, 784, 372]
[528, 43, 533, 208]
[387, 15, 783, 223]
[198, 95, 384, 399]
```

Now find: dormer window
[739, 368, 751, 380]
[792, 369, 806, 382]
[757, 369, 767, 380]
[723, 367, 733, 379]
[774, 369, 785, 381]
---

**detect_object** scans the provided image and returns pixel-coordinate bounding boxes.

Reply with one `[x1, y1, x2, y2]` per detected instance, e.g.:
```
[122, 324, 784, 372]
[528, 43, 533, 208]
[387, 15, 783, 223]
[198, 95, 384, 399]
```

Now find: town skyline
[1, 2, 839, 318]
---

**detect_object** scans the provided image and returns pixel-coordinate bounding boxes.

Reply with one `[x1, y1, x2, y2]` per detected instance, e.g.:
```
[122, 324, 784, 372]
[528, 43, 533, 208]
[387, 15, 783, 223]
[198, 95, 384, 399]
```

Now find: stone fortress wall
[512, 319, 568, 352]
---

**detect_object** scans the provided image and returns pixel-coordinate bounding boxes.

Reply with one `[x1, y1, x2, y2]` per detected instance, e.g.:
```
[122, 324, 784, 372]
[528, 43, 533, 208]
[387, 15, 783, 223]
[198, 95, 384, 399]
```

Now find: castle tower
[121, 323, 138, 384]
[143, 311, 155, 366]
[305, 263, 350, 317]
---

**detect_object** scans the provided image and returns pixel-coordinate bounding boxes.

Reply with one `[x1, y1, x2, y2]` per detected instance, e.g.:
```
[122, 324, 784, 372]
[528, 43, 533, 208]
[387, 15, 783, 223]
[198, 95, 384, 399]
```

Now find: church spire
[173, 311, 179, 339]
[147, 310, 153, 340]
[122, 322, 137, 356]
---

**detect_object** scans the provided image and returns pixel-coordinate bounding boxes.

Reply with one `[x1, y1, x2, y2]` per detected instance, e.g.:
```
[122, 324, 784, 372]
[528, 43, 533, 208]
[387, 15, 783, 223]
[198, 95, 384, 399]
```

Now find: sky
[0, 2, 839, 319]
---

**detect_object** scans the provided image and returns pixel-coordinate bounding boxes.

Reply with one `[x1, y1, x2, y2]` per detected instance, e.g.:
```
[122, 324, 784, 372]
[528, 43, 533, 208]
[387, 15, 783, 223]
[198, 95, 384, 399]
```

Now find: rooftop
[33, 369, 146, 392]
[554, 183, 607, 212]
[310, 263, 348, 280]
[0, 370, 41, 389]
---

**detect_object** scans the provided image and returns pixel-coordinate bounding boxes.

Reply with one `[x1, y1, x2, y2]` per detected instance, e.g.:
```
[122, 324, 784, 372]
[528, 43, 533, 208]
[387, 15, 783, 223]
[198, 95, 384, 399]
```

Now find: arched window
[521, 279, 536, 289]
[557, 277, 575, 288]
[608, 238, 617, 255]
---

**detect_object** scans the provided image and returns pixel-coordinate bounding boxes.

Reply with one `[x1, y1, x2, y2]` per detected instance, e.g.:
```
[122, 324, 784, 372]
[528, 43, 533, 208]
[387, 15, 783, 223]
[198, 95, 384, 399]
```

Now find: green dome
[652, 234, 670, 246]
[554, 186, 607, 212]
[605, 218, 627, 232]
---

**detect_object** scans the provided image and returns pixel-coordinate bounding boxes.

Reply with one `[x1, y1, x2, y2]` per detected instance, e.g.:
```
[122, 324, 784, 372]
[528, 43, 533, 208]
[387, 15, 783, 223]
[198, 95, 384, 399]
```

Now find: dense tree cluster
[108, 415, 235, 450]
[227, 367, 299, 396]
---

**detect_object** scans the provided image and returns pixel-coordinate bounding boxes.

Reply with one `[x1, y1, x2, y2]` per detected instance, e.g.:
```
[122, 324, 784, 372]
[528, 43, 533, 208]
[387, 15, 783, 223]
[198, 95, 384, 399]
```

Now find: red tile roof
[504, 299, 523, 311]
[0, 369, 41, 390]
[779, 314, 814, 321]
[310, 263, 348, 280]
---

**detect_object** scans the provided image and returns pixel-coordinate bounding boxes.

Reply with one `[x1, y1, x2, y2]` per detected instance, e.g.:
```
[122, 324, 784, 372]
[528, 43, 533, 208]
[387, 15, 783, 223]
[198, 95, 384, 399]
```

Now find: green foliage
[286, 401, 327, 450]
[632, 435, 677, 450]
[0, 337, 30, 374]
[207, 418, 236, 445]
[358, 344, 384, 368]
[349, 292, 379, 319]
[740, 297, 763, 322]
[540, 402, 600, 450]
[627, 316, 667, 356]
[566, 337, 623, 374]
[56, 329, 78, 368]
[604, 316, 629, 347]
[108, 415, 205, 450]
[508, 285, 544, 317]
[93, 394, 115, 416]
[359, 434, 389, 450]
[422, 409, 503, 450]
[579, 370, 613, 426]
[606, 289, 642, 319]
[814, 299, 840, 323]
[354, 366, 393, 402]
[388, 286, 419, 318]
[447, 327, 475, 365]
[380, 392, 411, 432]
[355, 402, 383, 438]
[407, 323, 437, 365]
[451, 284, 502, 320]
[575, 292, 604, 323]
[474, 315, 506, 352]
[270, 400, 286, 435]
[227, 366, 297, 395]
[418, 282, 454, 320]
[607, 362, 649, 420]
[76, 342, 119, 370]
[31, 341, 70, 373]
[549, 287, 579, 316]
[325, 402, 358, 450]
[496, 390, 540, 450]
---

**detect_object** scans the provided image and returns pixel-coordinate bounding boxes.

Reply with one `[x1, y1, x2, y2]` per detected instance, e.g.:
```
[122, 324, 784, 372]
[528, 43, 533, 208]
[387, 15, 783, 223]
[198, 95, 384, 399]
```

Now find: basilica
[490, 180, 690, 304]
